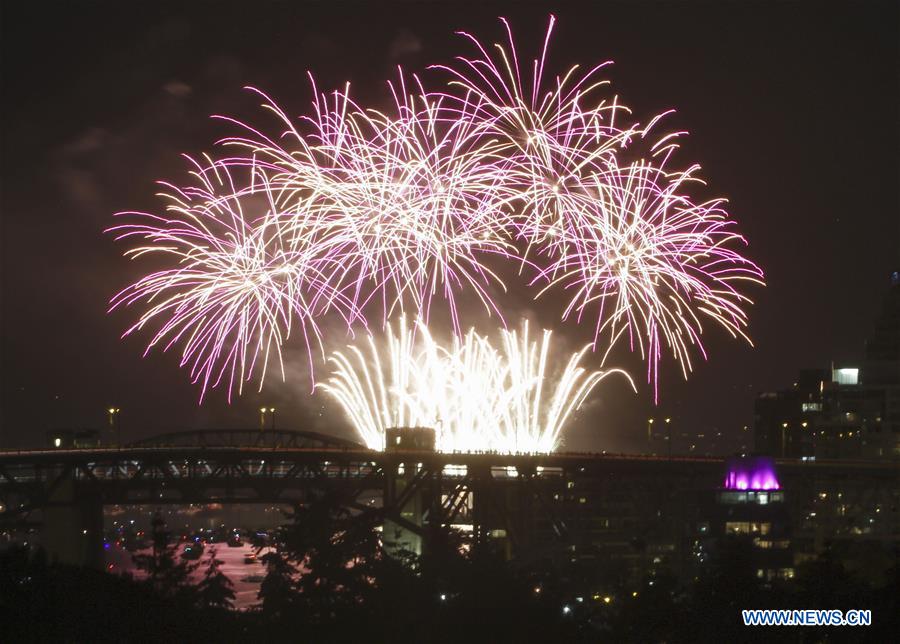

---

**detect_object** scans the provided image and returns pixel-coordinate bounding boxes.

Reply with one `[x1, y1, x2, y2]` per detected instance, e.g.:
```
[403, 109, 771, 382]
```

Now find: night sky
[1, 1, 897, 451]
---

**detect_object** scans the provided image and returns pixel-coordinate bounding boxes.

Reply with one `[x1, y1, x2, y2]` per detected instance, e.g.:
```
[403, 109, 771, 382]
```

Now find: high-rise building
[754, 274, 900, 460]
[863, 270, 900, 386]
[695, 456, 794, 584]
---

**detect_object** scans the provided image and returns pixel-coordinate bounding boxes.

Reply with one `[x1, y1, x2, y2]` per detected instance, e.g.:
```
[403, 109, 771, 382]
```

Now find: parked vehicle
[182, 542, 204, 560]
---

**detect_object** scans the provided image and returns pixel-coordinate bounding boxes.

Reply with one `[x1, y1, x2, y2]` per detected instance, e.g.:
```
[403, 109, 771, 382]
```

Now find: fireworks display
[109, 16, 763, 449]
[319, 317, 633, 453]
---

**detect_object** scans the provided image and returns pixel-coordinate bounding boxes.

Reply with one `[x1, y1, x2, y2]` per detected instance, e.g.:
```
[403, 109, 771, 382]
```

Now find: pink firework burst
[218, 76, 517, 333]
[109, 15, 763, 405]
[108, 158, 351, 401]
[433, 15, 764, 396]
[532, 151, 764, 400]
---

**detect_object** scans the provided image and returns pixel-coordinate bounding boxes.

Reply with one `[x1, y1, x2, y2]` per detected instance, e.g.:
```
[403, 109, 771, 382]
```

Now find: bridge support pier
[384, 463, 427, 556]
[40, 478, 104, 569]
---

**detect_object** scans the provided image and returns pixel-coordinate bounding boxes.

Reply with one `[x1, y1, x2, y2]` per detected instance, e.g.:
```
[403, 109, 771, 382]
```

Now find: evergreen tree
[132, 511, 198, 602]
[257, 549, 297, 618]
[260, 490, 425, 642]
[196, 547, 235, 611]
[280, 490, 386, 626]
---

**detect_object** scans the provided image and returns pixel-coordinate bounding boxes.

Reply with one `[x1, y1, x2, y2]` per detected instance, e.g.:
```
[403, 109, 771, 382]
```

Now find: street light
[108, 407, 121, 445]
[259, 407, 276, 431]
[647, 418, 654, 454]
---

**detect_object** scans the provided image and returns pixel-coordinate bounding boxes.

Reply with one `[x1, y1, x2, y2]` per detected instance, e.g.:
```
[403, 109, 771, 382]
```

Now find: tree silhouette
[278, 492, 382, 619]
[257, 548, 297, 619]
[196, 547, 235, 611]
[610, 570, 681, 642]
[675, 535, 762, 642]
[131, 511, 198, 601]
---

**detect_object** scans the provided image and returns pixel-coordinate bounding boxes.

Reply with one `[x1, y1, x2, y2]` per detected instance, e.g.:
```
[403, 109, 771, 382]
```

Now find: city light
[724, 456, 781, 491]
[259, 406, 276, 430]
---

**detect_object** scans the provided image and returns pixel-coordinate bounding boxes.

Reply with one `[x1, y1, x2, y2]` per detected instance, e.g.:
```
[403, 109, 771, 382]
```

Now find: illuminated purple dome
[724, 456, 780, 490]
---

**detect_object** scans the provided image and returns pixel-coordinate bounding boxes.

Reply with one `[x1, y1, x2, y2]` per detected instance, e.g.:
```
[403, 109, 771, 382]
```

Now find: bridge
[125, 428, 363, 449]
[1, 429, 897, 571]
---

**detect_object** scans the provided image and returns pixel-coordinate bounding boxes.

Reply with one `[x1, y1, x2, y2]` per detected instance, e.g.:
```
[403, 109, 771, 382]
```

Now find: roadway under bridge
[1, 429, 897, 570]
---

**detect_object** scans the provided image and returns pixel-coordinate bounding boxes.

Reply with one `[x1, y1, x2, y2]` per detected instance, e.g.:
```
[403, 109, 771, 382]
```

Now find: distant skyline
[1, 1, 898, 451]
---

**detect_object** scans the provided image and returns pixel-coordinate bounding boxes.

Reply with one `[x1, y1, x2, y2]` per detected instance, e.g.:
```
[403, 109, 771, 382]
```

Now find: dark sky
[1, 1, 898, 451]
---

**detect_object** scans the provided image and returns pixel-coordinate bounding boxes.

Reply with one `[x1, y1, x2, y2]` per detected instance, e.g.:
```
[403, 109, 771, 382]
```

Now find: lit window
[726, 521, 750, 534]
[718, 491, 749, 504]
[734, 522, 772, 535]
[834, 368, 859, 385]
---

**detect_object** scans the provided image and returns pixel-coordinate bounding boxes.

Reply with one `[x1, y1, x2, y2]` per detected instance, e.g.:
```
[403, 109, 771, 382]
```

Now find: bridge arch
[127, 428, 363, 450]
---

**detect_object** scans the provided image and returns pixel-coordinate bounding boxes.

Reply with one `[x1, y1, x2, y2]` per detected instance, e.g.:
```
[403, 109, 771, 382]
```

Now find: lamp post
[647, 418, 654, 454]
[260, 407, 276, 431]
[108, 407, 121, 445]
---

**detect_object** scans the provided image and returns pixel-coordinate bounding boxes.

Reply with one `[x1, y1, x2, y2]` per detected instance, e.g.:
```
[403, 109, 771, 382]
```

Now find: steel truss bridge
[1, 429, 897, 568]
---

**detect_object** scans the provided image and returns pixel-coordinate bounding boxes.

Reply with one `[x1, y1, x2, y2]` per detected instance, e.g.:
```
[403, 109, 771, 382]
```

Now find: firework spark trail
[108, 159, 354, 401]
[319, 317, 634, 453]
[434, 16, 765, 396]
[218, 77, 518, 332]
[109, 15, 763, 409]
[434, 15, 643, 251]
[530, 153, 765, 399]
